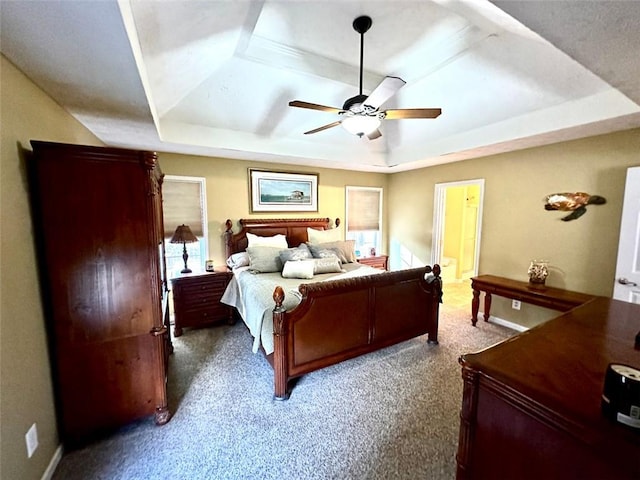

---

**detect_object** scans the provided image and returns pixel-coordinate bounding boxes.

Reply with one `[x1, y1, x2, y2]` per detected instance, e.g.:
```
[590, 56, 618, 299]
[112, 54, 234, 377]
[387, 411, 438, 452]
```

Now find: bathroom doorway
[432, 179, 484, 283]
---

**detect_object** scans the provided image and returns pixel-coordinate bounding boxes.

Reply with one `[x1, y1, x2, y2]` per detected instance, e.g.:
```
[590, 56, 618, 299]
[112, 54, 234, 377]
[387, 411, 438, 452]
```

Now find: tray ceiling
[2, 0, 639, 172]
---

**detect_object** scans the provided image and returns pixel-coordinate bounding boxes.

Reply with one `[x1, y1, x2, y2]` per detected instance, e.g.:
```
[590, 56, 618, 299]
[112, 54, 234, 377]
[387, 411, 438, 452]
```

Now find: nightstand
[357, 255, 389, 271]
[170, 268, 234, 337]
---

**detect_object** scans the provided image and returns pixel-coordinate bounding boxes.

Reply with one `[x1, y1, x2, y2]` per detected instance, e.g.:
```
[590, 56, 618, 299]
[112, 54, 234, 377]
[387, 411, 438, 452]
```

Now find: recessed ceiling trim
[241, 35, 384, 91]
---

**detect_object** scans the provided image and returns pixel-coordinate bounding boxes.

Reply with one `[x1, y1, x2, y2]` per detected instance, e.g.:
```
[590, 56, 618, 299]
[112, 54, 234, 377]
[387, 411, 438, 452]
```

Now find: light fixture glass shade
[341, 115, 381, 136]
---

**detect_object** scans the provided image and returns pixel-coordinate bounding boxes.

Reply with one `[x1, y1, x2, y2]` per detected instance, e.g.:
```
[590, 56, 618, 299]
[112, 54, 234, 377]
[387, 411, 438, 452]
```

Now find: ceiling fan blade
[303, 121, 342, 135]
[363, 76, 406, 109]
[289, 100, 343, 114]
[384, 108, 442, 120]
[366, 129, 382, 140]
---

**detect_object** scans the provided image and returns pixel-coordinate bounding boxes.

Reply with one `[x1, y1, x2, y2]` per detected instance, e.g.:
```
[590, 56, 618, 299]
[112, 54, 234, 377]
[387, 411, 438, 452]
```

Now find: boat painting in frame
[249, 169, 318, 212]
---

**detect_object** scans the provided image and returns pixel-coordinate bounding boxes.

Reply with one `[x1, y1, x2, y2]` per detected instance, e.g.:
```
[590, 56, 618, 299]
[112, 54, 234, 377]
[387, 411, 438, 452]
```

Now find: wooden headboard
[224, 218, 341, 258]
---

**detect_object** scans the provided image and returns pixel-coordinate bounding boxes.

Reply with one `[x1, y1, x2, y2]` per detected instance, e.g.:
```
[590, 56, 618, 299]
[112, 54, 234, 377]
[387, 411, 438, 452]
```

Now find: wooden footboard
[270, 265, 442, 399]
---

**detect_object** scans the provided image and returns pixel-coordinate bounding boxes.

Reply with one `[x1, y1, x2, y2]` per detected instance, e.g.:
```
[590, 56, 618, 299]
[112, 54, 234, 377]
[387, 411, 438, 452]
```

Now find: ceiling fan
[288, 15, 442, 140]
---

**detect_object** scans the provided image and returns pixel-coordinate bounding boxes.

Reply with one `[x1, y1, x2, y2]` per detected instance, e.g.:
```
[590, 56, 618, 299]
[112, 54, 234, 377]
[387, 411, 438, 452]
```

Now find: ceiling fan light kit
[341, 114, 381, 137]
[288, 15, 442, 140]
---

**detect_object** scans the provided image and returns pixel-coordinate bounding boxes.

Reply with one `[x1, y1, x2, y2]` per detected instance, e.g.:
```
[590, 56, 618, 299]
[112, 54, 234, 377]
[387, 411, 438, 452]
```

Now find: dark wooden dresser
[457, 297, 640, 479]
[29, 141, 171, 447]
[171, 268, 234, 337]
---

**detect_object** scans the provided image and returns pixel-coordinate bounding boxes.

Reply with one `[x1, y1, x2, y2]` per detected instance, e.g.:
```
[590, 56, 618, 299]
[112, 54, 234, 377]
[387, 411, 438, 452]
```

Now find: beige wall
[389, 128, 640, 327]
[0, 55, 103, 479]
[158, 154, 388, 267]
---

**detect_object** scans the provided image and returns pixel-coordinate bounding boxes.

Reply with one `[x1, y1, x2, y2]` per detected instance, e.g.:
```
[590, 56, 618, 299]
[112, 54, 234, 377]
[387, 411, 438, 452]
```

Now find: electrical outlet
[25, 423, 38, 458]
[512, 299, 521, 310]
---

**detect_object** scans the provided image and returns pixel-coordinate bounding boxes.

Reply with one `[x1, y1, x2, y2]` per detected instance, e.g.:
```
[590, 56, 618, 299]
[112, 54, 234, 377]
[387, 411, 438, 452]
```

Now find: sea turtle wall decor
[544, 192, 606, 221]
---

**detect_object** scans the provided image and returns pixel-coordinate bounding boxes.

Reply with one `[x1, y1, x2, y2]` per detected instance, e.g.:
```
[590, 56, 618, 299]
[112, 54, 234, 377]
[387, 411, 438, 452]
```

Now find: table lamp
[170, 224, 198, 273]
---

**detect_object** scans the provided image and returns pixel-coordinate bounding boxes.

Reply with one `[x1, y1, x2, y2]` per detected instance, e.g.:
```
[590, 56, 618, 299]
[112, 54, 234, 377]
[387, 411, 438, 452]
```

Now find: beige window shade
[163, 179, 204, 237]
[347, 187, 381, 231]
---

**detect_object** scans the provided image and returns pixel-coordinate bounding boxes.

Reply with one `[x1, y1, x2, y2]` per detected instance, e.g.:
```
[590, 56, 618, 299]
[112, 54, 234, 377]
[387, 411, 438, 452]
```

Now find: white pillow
[226, 251, 250, 269]
[313, 257, 344, 274]
[307, 227, 342, 244]
[247, 232, 288, 248]
[246, 246, 284, 273]
[281, 260, 315, 279]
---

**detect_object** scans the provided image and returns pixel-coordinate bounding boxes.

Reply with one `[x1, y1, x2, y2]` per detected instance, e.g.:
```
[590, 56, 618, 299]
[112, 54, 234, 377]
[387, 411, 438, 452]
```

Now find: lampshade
[341, 115, 381, 137]
[170, 225, 198, 274]
[170, 224, 198, 244]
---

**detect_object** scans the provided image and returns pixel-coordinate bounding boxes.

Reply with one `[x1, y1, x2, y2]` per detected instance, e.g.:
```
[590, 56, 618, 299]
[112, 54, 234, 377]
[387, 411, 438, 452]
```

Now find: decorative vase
[528, 260, 549, 285]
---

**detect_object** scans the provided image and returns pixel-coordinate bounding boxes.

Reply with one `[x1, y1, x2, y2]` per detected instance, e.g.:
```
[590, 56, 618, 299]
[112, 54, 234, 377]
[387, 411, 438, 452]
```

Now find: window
[163, 176, 208, 278]
[346, 186, 383, 257]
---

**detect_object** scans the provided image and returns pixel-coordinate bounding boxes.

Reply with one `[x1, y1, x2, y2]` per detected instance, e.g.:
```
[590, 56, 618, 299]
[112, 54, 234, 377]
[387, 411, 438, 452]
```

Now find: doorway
[613, 166, 640, 303]
[432, 179, 484, 283]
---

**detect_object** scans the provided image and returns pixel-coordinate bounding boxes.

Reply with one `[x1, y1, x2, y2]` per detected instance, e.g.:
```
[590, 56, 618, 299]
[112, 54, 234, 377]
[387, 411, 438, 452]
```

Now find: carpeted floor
[52, 302, 514, 480]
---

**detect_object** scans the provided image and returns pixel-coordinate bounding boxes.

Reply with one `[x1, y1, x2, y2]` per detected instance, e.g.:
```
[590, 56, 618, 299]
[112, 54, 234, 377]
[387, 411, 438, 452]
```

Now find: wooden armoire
[29, 141, 171, 447]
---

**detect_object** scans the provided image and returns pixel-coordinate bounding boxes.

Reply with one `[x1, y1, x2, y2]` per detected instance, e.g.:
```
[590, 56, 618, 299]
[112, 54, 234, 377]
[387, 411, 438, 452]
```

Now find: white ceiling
[2, 0, 639, 173]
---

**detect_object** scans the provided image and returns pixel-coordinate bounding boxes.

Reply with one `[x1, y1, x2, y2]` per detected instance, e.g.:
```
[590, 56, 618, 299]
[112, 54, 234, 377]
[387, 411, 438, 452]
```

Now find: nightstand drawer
[181, 305, 232, 326]
[180, 284, 227, 303]
[180, 277, 229, 293]
[181, 291, 226, 310]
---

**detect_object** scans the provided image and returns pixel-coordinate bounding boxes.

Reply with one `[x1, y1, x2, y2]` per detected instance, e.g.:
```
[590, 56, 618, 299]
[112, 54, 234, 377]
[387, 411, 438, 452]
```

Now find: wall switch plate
[25, 423, 38, 458]
[512, 299, 522, 310]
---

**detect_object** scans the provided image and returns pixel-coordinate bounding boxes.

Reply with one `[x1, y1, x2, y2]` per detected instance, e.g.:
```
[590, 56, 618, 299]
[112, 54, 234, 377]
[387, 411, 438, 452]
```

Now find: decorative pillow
[281, 259, 315, 279]
[307, 227, 342, 244]
[247, 232, 288, 249]
[279, 244, 313, 263]
[313, 257, 344, 274]
[308, 240, 356, 263]
[307, 243, 344, 263]
[246, 246, 283, 273]
[226, 251, 250, 269]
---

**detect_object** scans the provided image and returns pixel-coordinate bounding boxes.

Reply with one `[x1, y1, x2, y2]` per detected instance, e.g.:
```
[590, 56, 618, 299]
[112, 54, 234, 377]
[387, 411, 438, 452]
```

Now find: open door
[613, 166, 640, 303]
[432, 179, 484, 282]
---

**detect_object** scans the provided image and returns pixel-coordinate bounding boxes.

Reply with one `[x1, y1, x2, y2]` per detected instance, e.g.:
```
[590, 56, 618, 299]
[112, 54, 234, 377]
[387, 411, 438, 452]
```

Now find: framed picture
[249, 169, 318, 212]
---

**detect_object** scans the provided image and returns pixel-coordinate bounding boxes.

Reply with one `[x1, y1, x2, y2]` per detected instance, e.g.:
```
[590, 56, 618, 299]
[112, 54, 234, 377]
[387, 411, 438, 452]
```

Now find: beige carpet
[52, 302, 515, 480]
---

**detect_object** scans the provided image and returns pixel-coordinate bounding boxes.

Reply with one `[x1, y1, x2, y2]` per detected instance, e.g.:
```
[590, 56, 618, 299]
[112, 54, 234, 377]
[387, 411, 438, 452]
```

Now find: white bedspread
[221, 263, 382, 354]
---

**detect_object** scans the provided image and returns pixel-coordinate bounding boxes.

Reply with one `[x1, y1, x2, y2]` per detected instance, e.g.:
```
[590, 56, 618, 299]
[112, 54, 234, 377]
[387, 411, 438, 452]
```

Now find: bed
[222, 217, 442, 399]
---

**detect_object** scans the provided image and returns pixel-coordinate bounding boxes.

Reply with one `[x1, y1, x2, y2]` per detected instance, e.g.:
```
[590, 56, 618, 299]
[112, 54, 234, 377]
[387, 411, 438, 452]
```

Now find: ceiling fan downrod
[353, 16, 372, 98]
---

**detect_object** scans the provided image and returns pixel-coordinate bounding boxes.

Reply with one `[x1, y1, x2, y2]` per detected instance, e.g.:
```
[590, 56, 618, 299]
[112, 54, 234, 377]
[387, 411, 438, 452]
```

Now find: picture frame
[249, 169, 319, 212]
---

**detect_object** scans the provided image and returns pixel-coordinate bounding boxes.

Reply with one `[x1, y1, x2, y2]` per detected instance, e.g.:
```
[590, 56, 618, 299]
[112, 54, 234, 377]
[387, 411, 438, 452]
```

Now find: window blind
[347, 187, 382, 231]
[163, 178, 205, 237]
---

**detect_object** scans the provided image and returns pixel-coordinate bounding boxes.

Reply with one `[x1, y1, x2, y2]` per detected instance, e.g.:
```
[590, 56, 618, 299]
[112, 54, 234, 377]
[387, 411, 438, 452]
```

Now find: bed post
[428, 264, 442, 344]
[272, 286, 290, 400]
[223, 219, 233, 260]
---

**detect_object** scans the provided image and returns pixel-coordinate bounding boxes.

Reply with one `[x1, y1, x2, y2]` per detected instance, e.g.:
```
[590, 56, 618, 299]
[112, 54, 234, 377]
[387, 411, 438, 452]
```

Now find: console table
[457, 297, 640, 479]
[470, 274, 595, 326]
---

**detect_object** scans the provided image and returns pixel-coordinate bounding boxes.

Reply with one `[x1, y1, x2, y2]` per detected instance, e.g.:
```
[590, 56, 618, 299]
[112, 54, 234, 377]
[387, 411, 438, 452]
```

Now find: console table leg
[484, 293, 492, 322]
[471, 289, 480, 326]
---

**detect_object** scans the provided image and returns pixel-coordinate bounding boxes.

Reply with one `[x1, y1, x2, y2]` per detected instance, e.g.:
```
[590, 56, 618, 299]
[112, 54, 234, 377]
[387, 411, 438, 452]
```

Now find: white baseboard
[42, 445, 62, 480]
[480, 312, 529, 332]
